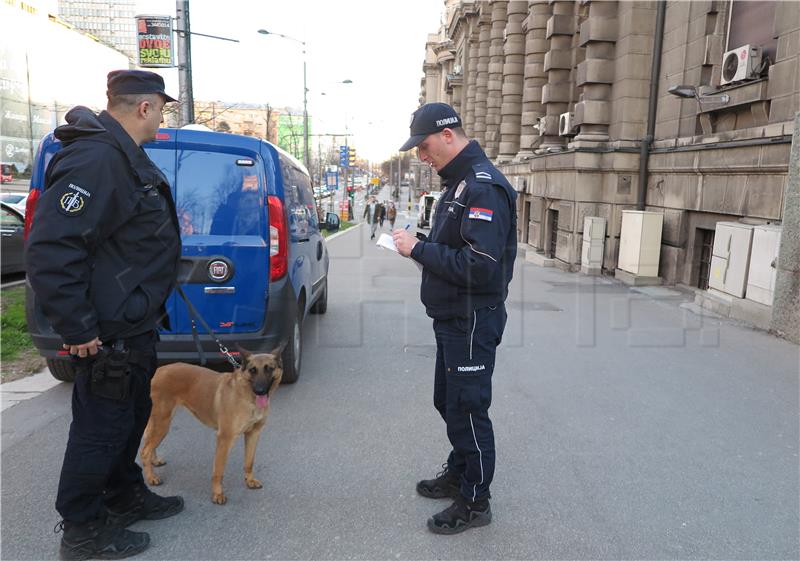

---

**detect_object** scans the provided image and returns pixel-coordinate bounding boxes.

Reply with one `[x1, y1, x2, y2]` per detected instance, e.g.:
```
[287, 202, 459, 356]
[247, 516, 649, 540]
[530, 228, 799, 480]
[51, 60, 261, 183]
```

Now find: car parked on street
[26, 127, 338, 383]
[1, 192, 27, 214]
[1, 201, 25, 276]
[417, 191, 441, 229]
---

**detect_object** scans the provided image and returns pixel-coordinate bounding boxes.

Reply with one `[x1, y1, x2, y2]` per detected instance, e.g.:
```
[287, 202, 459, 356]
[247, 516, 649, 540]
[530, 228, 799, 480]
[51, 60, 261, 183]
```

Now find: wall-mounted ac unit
[558, 112, 576, 136]
[720, 44, 762, 86]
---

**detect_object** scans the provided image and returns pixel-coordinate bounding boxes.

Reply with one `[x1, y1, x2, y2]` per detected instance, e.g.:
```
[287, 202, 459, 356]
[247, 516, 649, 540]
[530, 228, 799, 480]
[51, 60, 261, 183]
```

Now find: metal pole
[176, 0, 194, 125]
[303, 54, 309, 171]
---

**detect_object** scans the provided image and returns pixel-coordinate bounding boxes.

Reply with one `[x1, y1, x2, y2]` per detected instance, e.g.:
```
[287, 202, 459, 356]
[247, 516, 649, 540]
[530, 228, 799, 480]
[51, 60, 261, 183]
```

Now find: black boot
[427, 496, 492, 534]
[57, 518, 149, 560]
[106, 483, 184, 528]
[416, 464, 460, 499]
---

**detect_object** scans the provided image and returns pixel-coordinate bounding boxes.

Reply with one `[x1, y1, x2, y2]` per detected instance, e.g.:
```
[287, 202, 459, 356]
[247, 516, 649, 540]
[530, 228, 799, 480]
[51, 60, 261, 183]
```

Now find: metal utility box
[618, 211, 663, 277]
[709, 221, 753, 298]
[746, 224, 781, 306]
[581, 216, 606, 274]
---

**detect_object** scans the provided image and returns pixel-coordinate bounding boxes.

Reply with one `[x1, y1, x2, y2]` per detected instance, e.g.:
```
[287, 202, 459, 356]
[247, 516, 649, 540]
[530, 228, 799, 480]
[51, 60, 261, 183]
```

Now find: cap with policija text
[399, 102, 462, 151]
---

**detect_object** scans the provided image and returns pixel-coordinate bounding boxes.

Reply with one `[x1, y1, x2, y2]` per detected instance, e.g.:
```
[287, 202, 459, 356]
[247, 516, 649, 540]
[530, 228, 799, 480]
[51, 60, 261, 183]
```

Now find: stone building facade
[419, 0, 799, 301]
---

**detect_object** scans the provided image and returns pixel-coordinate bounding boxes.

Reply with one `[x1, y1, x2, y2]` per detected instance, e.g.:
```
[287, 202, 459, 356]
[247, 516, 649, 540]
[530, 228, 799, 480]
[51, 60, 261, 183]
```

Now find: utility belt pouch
[90, 342, 131, 401]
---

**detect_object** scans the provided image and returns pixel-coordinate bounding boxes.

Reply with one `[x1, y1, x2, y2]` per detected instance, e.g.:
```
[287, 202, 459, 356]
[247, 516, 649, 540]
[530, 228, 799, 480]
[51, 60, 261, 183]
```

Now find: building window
[727, 0, 778, 63]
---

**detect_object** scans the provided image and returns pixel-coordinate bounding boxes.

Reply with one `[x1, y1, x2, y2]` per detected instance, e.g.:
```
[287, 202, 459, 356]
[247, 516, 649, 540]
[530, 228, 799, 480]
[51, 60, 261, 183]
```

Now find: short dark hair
[107, 93, 160, 111]
[451, 126, 468, 138]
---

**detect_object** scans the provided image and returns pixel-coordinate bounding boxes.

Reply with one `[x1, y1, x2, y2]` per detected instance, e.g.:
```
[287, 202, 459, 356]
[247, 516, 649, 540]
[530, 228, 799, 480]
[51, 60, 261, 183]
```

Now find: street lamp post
[257, 29, 309, 170]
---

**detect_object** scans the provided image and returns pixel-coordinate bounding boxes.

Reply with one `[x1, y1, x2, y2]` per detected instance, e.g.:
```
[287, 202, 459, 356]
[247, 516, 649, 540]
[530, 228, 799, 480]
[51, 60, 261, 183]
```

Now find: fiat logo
[208, 260, 229, 281]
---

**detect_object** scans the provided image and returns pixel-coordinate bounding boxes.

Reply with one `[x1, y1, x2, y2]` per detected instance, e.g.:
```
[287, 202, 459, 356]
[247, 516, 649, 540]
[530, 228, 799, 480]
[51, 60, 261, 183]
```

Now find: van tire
[310, 280, 327, 314]
[47, 359, 76, 383]
[281, 311, 302, 384]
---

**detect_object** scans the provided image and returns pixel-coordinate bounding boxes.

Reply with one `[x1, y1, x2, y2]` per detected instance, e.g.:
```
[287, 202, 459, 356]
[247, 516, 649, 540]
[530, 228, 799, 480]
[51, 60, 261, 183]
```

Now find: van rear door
[143, 135, 178, 333]
[167, 139, 269, 335]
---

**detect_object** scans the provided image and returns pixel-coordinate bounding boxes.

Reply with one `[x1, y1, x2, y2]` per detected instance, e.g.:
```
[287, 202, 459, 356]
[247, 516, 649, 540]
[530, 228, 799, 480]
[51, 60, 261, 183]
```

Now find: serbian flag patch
[469, 207, 493, 222]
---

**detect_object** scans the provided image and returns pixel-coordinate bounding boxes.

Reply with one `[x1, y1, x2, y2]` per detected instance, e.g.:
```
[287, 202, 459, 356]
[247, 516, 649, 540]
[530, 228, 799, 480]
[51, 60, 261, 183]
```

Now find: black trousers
[55, 331, 158, 523]
[432, 304, 507, 502]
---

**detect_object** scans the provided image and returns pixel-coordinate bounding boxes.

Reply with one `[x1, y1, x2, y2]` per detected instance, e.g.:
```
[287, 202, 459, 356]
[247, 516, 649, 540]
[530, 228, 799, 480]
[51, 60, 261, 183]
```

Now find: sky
[136, 0, 445, 162]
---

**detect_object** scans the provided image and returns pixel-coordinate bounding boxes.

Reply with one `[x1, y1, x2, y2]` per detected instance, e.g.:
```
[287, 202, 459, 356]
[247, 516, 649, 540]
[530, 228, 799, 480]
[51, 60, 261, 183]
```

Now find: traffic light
[348, 147, 356, 166]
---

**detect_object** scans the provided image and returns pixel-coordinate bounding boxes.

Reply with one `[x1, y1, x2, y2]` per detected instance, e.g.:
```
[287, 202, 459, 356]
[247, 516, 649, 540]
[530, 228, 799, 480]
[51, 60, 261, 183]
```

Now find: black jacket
[410, 140, 517, 319]
[26, 107, 181, 345]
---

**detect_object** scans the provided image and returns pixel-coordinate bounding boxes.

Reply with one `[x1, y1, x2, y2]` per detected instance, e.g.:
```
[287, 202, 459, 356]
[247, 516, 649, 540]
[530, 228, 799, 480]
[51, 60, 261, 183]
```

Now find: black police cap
[106, 70, 177, 103]
[399, 102, 462, 151]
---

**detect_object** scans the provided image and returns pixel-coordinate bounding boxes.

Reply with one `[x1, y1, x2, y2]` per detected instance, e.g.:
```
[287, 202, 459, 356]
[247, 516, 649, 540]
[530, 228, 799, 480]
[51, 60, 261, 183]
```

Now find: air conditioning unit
[558, 112, 576, 137]
[720, 44, 762, 86]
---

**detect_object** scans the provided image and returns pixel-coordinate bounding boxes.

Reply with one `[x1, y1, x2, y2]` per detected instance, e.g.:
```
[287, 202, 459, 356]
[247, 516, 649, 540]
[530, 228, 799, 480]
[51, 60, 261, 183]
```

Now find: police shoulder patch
[57, 183, 92, 216]
[472, 164, 494, 183]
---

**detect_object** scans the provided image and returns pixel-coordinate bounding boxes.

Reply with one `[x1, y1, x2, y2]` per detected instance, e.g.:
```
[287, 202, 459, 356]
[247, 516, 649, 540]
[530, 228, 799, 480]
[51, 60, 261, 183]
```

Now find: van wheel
[47, 359, 76, 383]
[281, 312, 302, 384]
[310, 280, 328, 314]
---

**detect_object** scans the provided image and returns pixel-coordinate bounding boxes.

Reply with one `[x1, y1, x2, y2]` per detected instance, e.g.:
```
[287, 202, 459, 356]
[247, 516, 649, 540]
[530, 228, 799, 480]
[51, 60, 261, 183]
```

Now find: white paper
[376, 233, 398, 253]
[376, 232, 423, 271]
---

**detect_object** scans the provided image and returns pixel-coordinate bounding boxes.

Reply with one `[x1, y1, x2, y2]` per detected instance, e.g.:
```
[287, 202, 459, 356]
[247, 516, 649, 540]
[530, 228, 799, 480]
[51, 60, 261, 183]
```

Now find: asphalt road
[2, 205, 798, 560]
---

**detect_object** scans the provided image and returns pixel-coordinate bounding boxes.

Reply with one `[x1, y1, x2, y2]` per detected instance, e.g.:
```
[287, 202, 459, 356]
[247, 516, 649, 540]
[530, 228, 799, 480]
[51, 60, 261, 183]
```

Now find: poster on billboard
[135, 15, 174, 68]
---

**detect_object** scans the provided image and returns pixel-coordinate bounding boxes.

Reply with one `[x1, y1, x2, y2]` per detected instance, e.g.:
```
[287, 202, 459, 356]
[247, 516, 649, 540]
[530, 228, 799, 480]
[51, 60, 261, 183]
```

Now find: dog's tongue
[256, 395, 269, 409]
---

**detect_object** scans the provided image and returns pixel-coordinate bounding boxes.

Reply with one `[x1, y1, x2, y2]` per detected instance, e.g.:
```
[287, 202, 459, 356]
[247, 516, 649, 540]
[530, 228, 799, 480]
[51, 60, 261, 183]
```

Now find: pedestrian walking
[392, 102, 517, 535]
[26, 70, 184, 560]
[387, 201, 397, 229]
[379, 201, 387, 228]
[363, 196, 383, 239]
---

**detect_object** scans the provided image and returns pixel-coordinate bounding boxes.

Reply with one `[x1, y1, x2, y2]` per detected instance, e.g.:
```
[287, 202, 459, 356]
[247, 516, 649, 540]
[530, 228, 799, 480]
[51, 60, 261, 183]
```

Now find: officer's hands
[63, 337, 102, 358]
[392, 229, 418, 257]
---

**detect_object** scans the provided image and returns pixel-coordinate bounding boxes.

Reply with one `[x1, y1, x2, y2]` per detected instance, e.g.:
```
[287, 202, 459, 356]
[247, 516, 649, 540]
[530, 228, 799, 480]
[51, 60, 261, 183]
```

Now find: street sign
[325, 170, 338, 191]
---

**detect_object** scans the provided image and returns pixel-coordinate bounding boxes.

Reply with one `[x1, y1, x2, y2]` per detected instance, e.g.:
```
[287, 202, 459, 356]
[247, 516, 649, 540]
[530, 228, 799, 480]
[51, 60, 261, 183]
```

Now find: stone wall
[420, 0, 799, 287]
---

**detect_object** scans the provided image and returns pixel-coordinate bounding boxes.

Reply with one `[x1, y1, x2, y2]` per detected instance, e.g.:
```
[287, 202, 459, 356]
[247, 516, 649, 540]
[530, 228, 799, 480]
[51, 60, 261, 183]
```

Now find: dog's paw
[245, 477, 263, 489]
[146, 474, 163, 486]
[152, 456, 166, 467]
[211, 492, 227, 505]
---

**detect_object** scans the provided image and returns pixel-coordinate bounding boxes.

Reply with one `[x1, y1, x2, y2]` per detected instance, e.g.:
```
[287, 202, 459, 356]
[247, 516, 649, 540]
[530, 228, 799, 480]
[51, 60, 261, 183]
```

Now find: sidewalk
[0, 367, 59, 412]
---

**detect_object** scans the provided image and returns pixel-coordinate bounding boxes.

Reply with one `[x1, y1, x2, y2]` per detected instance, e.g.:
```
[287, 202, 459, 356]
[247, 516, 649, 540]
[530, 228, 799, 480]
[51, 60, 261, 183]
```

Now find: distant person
[363, 196, 382, 239]
[26, 70, 184, 560]
[387, 201, 397, 229]
[379, 201, 387, 228]
[392, 102, 517, 535]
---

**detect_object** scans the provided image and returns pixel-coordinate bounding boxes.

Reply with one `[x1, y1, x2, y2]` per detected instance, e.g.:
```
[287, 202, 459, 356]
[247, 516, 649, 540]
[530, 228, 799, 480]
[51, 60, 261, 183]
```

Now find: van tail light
[23, 188, 40, 240]
[267, 195, 288, 281]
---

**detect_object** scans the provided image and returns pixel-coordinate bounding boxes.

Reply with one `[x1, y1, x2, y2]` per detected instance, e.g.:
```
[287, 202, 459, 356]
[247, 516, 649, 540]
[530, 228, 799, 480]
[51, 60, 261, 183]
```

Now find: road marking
[1, 368, 61, 412]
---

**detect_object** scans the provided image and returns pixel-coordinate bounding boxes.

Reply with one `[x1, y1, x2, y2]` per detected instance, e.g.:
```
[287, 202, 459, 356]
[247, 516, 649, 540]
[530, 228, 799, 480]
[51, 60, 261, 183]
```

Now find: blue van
[25, 127, 339, 383]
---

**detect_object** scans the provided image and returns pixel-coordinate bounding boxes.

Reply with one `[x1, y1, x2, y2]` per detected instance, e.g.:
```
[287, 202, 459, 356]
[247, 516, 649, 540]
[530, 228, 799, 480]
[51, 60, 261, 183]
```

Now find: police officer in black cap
[392, 102, 517, 535]
[26, 70, 183, 560]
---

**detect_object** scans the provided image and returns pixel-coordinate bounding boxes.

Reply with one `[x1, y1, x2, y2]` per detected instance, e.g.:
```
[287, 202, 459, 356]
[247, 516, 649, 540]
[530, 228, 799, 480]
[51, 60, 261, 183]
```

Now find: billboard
[135, 15, 174, 68]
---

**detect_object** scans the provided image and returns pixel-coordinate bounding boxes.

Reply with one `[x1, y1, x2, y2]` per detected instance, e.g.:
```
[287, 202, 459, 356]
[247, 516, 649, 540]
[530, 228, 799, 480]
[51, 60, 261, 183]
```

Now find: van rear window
[175, 151, 264, 237]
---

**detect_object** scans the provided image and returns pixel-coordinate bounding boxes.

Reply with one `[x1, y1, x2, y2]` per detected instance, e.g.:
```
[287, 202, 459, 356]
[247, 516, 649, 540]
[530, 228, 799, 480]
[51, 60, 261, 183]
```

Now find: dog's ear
[235, 344, 252, 367]
[269, 341, 287, 360]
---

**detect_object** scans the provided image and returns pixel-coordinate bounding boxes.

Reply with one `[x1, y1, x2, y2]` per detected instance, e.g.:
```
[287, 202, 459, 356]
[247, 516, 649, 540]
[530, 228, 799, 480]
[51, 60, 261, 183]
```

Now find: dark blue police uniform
[410, 139, 517, 502]
[26, 106, 181, 524]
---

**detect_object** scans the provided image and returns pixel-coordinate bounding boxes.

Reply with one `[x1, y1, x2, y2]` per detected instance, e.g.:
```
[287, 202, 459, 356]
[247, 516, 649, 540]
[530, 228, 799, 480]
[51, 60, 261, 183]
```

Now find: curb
[325, 221, 364, 242]
[1, 368, 60, 412]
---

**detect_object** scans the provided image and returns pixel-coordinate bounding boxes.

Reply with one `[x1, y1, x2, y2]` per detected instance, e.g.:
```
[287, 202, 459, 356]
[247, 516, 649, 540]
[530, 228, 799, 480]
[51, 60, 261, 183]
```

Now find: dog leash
[175, 285, 241, 369]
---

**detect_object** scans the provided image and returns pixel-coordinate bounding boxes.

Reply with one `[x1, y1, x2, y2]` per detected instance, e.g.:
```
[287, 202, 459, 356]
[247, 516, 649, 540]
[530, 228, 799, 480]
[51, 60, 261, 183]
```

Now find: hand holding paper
[375, 233, 398, 253]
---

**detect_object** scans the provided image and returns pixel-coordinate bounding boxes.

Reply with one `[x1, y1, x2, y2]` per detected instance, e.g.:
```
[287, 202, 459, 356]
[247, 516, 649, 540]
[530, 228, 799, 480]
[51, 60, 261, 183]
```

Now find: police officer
[26, 70, 183, 560]
[393, 103, 517, 535]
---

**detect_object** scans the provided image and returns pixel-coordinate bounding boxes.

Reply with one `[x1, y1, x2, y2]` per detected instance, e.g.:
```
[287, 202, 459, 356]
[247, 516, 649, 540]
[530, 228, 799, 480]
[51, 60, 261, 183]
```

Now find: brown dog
[140, 347, 283, 504]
